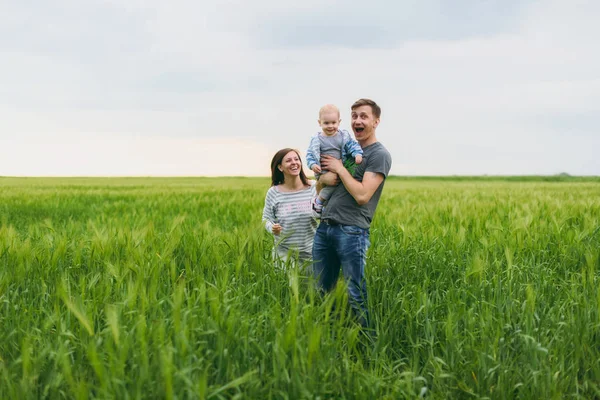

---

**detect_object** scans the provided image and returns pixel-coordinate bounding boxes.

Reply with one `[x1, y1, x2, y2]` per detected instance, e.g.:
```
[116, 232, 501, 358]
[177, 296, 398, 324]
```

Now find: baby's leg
[313, 184, 335, 213]
[317, 169, 341, 186]
[313, 170, 339, 213]
[319, 185, 335, 202]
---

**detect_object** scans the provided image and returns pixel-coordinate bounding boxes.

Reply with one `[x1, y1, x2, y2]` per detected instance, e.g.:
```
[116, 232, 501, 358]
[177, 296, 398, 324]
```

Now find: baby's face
[318, 111, 341, 136]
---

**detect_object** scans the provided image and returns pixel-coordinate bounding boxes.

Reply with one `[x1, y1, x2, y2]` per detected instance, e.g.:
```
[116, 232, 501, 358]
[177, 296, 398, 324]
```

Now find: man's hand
[318, 171, 340, 186]
[272, 223, 282, 235]
[311, 164, 322, 174]
[320, 155, 344, 174]
[355, 154, 363, 164]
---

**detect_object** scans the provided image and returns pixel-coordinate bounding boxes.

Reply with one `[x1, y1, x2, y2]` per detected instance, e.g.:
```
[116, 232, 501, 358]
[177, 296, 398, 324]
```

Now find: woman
[262, 148, 318, 267]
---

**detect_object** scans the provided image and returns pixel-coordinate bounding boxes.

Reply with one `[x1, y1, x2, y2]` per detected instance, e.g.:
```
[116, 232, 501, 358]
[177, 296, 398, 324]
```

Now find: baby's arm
[306, 134, 321, 172]
[343, 131, 364, 164]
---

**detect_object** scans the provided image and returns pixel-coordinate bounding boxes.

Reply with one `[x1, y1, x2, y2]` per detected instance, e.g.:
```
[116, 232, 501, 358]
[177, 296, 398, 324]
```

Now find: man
[313, 98, 392, 328]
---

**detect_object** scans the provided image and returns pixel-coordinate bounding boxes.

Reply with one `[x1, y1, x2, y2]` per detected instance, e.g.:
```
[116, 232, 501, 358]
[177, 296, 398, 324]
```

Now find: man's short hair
[351, 99, 381, 119]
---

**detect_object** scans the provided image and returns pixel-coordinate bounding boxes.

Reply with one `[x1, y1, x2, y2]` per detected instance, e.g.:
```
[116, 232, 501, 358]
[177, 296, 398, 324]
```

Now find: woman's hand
[272, 223, 282, 235]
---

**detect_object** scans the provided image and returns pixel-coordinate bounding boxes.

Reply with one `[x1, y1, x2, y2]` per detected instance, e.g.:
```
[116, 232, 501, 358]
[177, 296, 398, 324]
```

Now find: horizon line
[1, 174, 598, 179]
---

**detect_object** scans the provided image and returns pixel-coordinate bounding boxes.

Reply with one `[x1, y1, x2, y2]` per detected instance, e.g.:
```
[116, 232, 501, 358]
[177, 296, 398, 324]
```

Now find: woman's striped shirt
[262, 183, 318, 261]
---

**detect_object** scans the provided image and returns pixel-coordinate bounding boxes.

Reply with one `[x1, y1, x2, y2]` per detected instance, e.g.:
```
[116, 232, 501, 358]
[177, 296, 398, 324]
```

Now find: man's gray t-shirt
[322, 142, 392, 229]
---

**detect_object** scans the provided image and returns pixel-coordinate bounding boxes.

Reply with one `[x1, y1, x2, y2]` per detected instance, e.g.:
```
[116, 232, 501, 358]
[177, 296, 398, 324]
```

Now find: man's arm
[316, 172, 339, 195]
[320, 155, 384, 206]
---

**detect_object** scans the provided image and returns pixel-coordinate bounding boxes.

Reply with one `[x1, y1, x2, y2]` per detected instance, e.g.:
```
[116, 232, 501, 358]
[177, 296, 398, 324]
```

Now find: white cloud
[0, 0, 598, 176]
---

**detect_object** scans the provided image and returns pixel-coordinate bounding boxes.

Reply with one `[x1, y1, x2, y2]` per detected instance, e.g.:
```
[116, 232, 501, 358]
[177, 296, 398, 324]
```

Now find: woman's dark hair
[270, 148, 309, 187]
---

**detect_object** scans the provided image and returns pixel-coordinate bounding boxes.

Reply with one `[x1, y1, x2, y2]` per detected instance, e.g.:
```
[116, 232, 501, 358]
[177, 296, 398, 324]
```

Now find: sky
[0, 0, 598, 177]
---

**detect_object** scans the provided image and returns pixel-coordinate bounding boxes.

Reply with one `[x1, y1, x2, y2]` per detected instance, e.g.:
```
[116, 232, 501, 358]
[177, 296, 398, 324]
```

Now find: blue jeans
[312, 222, 371, 327]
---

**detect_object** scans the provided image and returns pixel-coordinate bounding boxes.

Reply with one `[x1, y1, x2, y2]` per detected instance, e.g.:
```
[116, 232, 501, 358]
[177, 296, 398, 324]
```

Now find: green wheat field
[1, 176, 599, 399]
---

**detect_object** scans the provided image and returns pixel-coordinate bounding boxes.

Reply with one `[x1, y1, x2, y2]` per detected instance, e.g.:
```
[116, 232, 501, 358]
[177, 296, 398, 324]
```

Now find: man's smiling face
[351, 105, 379, 144]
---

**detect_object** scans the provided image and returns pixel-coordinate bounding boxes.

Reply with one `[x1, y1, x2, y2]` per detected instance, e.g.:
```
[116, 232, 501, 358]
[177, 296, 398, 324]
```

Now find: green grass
[0, 177, 599, 399]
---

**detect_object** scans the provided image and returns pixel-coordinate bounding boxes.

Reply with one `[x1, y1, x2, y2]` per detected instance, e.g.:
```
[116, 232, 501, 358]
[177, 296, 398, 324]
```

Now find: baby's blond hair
[318, 104, 340, 120]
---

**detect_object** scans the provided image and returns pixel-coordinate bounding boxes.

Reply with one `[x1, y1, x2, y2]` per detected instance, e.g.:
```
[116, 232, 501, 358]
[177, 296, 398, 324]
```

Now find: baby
[306, 104, 363, 213]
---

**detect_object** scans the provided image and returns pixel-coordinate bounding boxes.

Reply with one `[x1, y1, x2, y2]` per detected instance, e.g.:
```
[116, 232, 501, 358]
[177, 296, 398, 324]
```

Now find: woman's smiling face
[279, 151, 302, 179]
